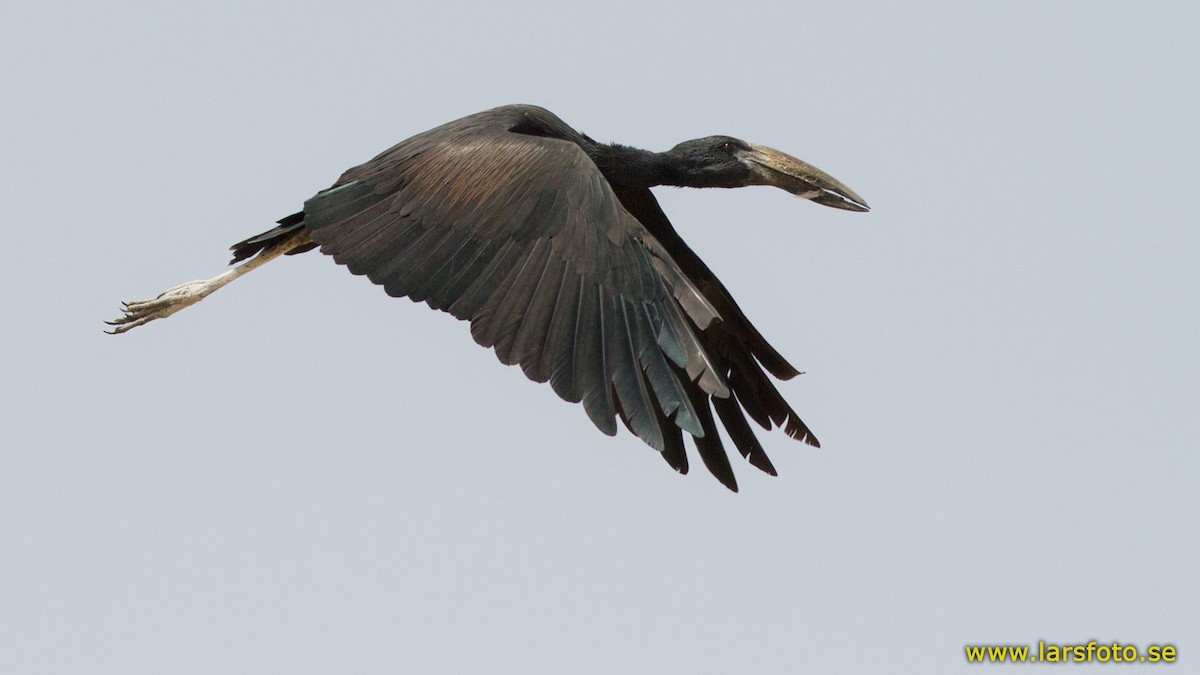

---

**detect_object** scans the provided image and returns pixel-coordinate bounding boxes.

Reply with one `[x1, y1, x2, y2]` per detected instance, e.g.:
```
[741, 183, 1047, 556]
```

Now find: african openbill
[108, 104, 869, 491]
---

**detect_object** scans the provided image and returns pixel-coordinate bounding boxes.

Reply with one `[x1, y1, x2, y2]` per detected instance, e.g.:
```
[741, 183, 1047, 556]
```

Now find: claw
[104, 279, 218, 334]
[105, 229, 310, 335]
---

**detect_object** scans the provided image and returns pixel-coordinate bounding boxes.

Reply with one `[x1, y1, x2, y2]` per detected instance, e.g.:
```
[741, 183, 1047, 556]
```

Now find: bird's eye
[722, 142, 733, 152]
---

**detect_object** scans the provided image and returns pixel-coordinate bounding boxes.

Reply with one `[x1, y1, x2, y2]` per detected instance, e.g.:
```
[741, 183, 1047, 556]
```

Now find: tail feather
[229, 211, 315, 264]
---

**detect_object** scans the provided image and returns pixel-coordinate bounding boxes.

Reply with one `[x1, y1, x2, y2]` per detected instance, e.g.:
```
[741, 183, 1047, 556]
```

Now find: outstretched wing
[302, 116, 745, 483]
[613, 188, 821, 481]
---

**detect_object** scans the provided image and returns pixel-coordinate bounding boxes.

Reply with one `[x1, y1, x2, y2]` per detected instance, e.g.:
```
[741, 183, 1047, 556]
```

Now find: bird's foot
[105, 278, 218, 334]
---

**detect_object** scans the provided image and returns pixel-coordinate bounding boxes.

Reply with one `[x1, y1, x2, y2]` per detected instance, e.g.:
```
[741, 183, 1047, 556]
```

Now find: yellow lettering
[966, 641, 1173, 664]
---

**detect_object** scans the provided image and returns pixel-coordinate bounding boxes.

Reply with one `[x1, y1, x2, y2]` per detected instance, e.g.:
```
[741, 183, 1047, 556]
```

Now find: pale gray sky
[3, 1, 1197, 673]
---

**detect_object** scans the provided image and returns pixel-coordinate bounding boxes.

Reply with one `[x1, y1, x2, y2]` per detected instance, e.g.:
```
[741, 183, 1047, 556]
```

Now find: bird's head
[664, 136, 869, 212]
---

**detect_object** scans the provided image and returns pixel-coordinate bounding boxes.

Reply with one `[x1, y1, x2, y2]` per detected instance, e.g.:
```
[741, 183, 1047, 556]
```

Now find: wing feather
[478, 237, 553, 358]
[651, 372, 690, 475]
[713, 393, 777, 475]
[576, 282, 616, 435]
[639, 304, 702, 438]
[685, 383, 738, 492]
[447, 238, 522, 320]
[423, 238, 496, 311]
[542, 266, 583, 402]
[402, 229, 474, 303]
[507, 246, 568, 373]
[607, 294, 663, 451]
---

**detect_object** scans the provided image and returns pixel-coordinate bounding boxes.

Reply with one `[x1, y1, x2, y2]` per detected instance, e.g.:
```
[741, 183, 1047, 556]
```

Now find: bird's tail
[229, 211, 317, 264]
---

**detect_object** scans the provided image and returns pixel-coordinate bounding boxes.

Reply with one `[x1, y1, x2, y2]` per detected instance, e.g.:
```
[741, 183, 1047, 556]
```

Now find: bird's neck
[589, 143, 679, 189]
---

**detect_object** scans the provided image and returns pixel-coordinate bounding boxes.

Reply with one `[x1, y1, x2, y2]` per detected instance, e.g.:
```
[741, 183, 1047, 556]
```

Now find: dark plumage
[110, 104, 869, 491]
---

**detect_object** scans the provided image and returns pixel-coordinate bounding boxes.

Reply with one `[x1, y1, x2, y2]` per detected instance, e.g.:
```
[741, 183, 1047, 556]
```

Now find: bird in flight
[108, 104, 868, 491]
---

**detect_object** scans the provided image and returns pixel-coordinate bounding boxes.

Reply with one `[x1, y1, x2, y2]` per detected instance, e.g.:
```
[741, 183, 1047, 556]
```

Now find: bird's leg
[105, 230, 312, 334]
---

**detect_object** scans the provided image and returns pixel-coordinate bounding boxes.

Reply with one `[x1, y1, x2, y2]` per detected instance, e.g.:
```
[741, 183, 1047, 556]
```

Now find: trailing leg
[106, 229, 312, 334]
